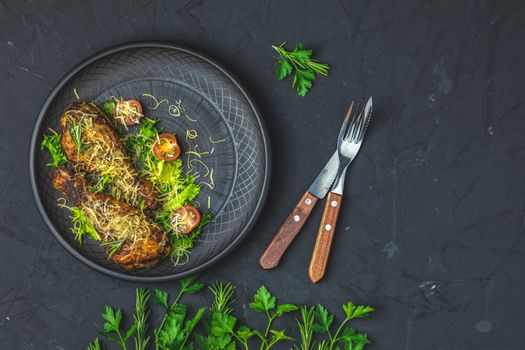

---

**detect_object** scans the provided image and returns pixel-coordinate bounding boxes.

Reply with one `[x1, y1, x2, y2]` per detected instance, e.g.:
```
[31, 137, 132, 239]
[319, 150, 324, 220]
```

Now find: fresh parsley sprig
[312, 302, 374, 350]
[249, 286, 298, 350]
[152, 276, 205, 350]
[273, 42, 330, 96]
[100, 305, 136, 350]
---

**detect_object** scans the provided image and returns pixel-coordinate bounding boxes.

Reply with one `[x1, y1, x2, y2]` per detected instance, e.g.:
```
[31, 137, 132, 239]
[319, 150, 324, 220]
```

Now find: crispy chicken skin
[59, 101, 159, 210]
[53, 167, 168, 269]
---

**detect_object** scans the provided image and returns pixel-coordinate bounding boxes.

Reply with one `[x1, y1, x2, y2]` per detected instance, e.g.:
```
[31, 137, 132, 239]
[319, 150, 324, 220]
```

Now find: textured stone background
[1, 0, 524, 348]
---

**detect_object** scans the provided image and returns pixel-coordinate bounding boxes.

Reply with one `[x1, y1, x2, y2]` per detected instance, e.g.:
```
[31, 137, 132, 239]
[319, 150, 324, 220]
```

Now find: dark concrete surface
[1, 0, 525, 348]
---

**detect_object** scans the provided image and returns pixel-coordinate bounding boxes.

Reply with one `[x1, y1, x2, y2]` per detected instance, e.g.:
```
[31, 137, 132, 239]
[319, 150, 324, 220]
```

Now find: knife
[259, 151, 340, 269]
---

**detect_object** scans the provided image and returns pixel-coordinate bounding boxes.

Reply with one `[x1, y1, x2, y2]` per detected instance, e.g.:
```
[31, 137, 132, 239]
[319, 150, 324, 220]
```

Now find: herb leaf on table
[100, 305, 135, 349]
[248, 285, 298, 350]
[134, 288, 151, 350]
[312, 301, 374, 350]
[272, 42, 330, 96]
[87, 277, 375, 350]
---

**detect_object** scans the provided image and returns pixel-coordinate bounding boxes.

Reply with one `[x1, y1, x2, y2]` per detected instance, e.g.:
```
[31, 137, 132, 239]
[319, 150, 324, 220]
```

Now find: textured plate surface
[29, 42, 270, 282]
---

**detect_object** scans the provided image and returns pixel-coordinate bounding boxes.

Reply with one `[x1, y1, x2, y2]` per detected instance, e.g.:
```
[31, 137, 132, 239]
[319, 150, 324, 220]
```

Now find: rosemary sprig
[209, 281, 235, 314]
[133, 289, 150, 350]
[68, 116, 91, 158]
[294, 306, 316, 350]
[101, 239, 125, 258]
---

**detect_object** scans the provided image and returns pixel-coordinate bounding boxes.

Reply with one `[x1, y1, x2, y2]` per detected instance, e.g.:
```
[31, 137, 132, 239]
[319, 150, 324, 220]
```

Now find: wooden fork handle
[308, 192, 343, 283]
[259, 192, 319, 269]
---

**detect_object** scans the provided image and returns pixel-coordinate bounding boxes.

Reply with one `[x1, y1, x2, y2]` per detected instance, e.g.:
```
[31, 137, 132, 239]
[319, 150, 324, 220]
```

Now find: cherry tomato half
[173, 206, 201, 234]
[115, 99, 143, 126]
[152, 133, 181, 161]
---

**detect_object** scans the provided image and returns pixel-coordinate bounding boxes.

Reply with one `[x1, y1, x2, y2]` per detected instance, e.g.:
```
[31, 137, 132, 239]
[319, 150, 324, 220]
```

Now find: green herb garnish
[294, 306, 315, 350]
[101, 97, 116, 119]
[90, 174, 113, 194]
[312, 303, 374, 350]
[133, 289, 150, 350]
[41, 129, 67, 167]
[57, 201, 100, 244]
[101, 239, 126, 259]
[100, 305, 136, 350]
[68, 117, 91, 158]
[272, 42, 329, 96]
[87, 338, 103, 350]
[152, 276, 206, 350]
[88, 277, 375, 350]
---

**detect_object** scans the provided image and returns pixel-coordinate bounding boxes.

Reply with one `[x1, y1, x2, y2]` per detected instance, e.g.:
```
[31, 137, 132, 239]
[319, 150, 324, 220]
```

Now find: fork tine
[344, 102, 360, 140]
[344, 104, 361, 142]
[353, 110, 367, 142]
[338, 101, 354, 144]
[355, 97, 373, 142]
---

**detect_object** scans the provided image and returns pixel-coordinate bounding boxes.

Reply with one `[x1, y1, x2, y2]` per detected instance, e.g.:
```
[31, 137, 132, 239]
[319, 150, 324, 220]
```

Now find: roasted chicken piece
[59, 101, 159, 210]
[53, 167, 168, 269]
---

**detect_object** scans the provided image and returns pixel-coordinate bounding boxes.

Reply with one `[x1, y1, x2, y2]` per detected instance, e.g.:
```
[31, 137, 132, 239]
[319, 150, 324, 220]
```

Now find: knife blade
[308, 151, 339, 199]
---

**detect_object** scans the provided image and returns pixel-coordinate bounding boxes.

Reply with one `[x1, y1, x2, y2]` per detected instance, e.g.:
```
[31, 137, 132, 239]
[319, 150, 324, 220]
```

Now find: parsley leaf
[100, 305, 134, 349]
[276, 303, 299, 317]
[342, 302, 374, 319]
[153, 289, 169, 309]
[340, 327, 370, 350]
[180, 275, 205, 295]
[249, 286, 276, 312]
[293, 69, 315, 96]
[313, 304, 334, 333]
[276, 59, 293, 80]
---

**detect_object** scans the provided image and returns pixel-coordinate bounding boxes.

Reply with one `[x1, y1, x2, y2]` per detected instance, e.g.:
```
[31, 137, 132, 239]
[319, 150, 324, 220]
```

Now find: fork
[308, 98, 372, 283]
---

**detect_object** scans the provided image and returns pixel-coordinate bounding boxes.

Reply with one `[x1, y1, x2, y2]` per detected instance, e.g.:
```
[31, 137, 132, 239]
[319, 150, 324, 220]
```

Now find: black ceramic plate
[29, 42, 270, 282]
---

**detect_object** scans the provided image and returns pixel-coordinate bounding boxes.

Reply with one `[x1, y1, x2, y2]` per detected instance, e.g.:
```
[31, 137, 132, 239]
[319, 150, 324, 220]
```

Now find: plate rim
[29, 41, 271, 282]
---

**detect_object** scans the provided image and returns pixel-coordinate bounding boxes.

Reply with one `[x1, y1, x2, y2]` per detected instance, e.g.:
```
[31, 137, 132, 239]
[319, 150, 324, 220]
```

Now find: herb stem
[328, 317, 350, 350]
[117, 331, 127, 350]
[154, 289, 186, 350]
[259, 311, 276, 350]
[231, 331, 250, 350]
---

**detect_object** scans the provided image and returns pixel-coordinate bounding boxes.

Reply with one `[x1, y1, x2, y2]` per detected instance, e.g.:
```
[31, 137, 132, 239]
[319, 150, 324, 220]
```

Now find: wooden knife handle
[308, 192, 343, 283]
[259, 192, 319, 269]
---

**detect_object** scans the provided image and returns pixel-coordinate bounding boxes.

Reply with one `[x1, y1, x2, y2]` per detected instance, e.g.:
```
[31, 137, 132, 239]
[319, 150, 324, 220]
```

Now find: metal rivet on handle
[331, 200, 337, 207]
[305, 198, 312, 205]
[294, 215, 300, 222]
[325, 224, 332, 231]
